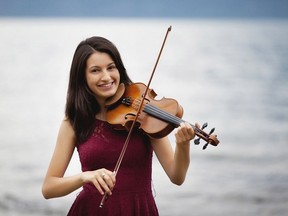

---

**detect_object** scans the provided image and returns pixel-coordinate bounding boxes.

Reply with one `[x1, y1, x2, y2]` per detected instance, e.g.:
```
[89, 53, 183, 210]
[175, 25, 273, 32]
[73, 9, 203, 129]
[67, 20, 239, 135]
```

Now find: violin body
[106, 82, 184, 138]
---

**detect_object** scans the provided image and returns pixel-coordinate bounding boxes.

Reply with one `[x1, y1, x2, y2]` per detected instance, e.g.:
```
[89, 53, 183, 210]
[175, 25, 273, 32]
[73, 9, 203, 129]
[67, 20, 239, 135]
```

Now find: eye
[91, 68, 100, 73]
[108, 64, 117, 71]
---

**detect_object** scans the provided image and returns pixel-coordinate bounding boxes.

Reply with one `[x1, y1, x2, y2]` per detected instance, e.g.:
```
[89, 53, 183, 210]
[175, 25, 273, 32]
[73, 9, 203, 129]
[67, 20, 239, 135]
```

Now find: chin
[104, 89, 118, 99]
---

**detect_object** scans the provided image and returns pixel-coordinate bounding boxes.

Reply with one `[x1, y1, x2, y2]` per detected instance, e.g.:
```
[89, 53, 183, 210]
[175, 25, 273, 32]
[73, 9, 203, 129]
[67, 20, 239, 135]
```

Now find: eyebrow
[88, 62, 115, 70]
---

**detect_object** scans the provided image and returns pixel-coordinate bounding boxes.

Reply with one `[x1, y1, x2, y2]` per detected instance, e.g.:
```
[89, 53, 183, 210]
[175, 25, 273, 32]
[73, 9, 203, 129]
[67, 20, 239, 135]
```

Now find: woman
[42, 36, 196, 215]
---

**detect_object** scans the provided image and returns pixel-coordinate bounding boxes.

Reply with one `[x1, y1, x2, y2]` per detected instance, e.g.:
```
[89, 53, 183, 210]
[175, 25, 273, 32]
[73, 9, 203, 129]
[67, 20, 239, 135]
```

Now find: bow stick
[99, 26, 172, 208]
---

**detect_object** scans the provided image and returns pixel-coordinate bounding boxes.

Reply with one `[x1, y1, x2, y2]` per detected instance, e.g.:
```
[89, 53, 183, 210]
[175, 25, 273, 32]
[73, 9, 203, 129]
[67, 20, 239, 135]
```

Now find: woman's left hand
[174, 122, 196, 146]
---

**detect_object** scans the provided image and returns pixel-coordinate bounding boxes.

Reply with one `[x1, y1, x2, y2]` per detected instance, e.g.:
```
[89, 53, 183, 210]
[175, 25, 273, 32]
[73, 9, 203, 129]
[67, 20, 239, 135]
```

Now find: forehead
[86, 52, 114, 67]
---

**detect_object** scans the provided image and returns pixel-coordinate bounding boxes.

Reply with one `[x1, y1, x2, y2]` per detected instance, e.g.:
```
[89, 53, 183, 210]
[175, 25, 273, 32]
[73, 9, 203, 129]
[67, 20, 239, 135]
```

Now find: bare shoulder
[57, 118, 77, 147]
[59, 118, 75, 134]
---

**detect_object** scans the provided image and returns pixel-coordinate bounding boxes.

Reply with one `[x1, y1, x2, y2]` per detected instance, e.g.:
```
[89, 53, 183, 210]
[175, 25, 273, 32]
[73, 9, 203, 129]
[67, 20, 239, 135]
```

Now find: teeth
[99, 82, 113, 87]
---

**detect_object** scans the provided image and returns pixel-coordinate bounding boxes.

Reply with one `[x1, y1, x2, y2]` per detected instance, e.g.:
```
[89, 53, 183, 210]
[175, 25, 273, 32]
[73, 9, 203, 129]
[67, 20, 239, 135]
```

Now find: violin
[105, 82, 219, 149]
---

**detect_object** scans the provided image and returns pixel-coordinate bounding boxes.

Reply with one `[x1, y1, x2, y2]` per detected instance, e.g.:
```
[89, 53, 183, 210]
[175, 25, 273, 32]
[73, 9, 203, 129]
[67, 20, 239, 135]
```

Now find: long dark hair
[65, 36, 132, 144]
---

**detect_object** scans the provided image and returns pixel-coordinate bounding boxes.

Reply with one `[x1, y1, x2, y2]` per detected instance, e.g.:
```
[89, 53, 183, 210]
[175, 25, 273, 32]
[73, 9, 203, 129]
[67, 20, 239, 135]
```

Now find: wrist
[79, 172, 87, 184]
[176, 140, 190, 148]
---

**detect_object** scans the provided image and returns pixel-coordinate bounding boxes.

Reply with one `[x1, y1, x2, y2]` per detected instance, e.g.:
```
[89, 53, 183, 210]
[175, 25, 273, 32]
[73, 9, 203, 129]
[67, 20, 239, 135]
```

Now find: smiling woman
[41, 36, 196, 216]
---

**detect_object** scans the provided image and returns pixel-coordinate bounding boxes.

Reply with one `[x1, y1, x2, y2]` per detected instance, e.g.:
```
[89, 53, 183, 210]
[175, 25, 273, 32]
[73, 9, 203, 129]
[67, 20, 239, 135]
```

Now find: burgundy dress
[67, 119, 159, 215]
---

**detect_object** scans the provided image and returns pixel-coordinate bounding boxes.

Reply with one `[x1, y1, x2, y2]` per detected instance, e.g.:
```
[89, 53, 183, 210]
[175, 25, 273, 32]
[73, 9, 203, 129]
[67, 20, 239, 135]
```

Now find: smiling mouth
[98, 82, 114, 88]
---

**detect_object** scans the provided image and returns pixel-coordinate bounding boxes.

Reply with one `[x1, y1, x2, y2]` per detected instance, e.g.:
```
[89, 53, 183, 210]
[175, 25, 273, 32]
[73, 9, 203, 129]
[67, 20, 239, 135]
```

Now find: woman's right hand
[81, 169, 116, 195]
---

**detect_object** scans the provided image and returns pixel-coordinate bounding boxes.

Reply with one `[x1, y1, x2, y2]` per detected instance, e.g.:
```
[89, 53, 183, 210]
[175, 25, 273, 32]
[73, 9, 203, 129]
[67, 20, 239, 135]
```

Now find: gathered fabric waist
[83, 182, 153, 195]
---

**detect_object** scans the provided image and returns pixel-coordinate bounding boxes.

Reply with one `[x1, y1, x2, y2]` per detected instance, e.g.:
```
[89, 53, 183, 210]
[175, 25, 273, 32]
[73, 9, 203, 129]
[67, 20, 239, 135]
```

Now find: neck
[96, 107, 107, 121]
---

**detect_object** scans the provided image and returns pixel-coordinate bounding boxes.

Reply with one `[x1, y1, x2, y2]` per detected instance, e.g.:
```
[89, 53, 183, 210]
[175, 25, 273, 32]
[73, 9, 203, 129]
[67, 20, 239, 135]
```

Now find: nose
[101, 70, 111, 81]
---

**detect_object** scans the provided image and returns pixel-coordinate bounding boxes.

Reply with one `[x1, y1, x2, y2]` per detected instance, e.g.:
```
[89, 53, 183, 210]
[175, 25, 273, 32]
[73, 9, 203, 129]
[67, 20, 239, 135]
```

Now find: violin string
[143, 103, 182, 125]
[134, 98, 189, 128]
[132, 98, 178, 124]
[142, 103, 206, 137]
[144, 103, 203, 136]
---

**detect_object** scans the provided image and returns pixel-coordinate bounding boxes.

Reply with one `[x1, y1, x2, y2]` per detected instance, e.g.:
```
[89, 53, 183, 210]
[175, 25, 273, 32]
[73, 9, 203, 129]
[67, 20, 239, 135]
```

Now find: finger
[102, 172, 115, 191]
[102, 170, 116, 186]
[100, 170, 117, 194]
[98, 174, 113, 195]
[181, 122, 193, 139]
[91, 178, 105, 195]
[175, 124, 185, 140]
[175, 123, 187, 143]
[177, 122, 194, 141]
[184, 122, 195, 139]
[105, 170, 116, 185]
[178, 123, 185, 134]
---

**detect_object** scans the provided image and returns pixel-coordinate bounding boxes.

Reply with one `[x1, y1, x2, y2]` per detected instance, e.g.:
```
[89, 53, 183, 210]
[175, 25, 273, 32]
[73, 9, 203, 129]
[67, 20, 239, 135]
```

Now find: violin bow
[99, 26, 172, 208]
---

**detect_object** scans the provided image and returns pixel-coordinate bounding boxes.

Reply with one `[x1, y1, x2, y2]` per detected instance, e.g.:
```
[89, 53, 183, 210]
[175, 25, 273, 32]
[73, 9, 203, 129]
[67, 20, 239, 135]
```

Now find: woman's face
[85, 52, 120, 105]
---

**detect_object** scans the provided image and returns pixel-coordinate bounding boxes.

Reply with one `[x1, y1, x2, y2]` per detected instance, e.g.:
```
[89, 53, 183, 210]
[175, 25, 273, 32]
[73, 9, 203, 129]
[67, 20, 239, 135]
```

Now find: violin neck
[143, 103, 211, 142]
[143, 103, 196, 130]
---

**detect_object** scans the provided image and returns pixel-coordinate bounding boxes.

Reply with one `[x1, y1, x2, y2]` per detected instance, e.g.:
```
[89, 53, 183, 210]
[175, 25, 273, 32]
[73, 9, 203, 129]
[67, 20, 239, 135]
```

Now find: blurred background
[0, 0, 287, 215]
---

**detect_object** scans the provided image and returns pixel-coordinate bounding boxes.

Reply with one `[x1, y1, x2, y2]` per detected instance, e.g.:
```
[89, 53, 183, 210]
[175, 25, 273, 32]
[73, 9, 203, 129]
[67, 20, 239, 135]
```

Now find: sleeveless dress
[67, 119, 159, 216]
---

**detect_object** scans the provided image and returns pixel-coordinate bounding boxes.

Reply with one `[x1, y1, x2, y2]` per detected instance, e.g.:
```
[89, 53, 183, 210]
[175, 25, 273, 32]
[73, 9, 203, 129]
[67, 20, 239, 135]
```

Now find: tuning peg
[202, 142, 209, 150]
[194, 138, 200, 145]
[209, 128, 215, 135]
[201, 122, 208, 130]
[194, 123, 209, 145]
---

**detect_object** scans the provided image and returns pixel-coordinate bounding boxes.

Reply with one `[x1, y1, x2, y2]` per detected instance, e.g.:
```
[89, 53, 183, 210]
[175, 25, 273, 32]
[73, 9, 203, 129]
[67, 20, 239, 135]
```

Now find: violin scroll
[192, 122, 219, 150]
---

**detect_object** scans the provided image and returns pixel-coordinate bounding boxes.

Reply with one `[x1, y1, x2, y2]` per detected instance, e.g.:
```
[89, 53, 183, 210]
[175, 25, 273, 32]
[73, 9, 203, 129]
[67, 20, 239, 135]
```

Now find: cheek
[116, 71, 121, 83]
[86, 77, 93, 89]
[86, 76, 97, 93]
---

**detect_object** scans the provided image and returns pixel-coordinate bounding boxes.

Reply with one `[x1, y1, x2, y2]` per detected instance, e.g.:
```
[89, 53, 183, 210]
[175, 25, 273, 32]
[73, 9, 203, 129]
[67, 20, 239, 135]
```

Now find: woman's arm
[42, 119, 81, 199]
[42, 119, 116, 199]
[151, 122, 195, 185]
